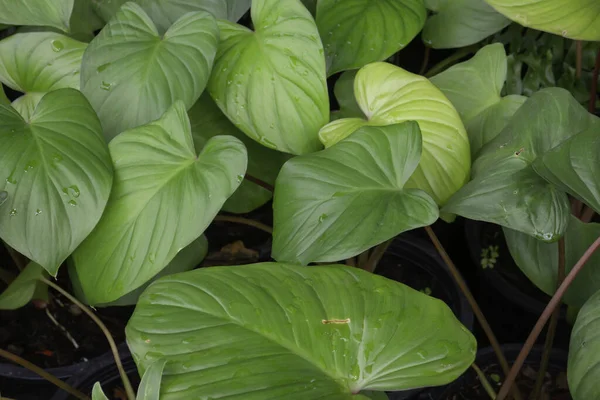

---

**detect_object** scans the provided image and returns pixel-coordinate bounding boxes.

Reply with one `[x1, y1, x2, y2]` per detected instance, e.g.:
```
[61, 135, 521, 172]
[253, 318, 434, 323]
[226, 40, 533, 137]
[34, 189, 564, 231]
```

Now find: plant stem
[345, 257, 356, 267]
[244, 174, 274, 192]
[472, 363, 498, 400]
[530, 238, 566, 400]
[424, 226, 523, 400]
[581, 206, 596, 223]
[364, 239, 392, 273]
[357, 250, 370, 270]
[589, 48, 600, 113]
[213, 215, 273, 234]
[425, 45, 478, 78]
[41, 278, 136, 400]
[419, 46, 431, 75]
[0, 348, 89, 400]
[496, 234, 600, 400]
[576, 41, 583, 79]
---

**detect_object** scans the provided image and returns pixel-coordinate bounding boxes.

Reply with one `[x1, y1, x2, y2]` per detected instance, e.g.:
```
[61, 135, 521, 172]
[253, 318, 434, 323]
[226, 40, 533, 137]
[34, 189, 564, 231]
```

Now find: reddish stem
[244, 174, 274, 192]
[589, 49, 600, 114]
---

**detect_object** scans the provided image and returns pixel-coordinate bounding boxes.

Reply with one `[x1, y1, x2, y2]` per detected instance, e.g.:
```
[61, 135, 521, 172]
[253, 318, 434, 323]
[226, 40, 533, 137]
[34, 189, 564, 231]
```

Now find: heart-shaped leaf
[319, 62, 470, 205]
[443, 88, 596, 241]
[189, 93, 289, 214]
[533, 120, 600, 215]
[483, 0, 600, 41]
[273, 122, 438, 265]
[0, 262, 48, 310]
[72, 101, 247, 305]
[430, 44, 527, 156]
[0, 32, 86, 93]
[316, 0, 426, 75]
[568, 289, 600, 400]
[0, 89, 113, 274]
[81, 3, 219, 141]
[207, 0, 329, 155]
[0, 0, 74, 32]
[504, 216, 600, 309]
[422, 0, 510, 49]
[126, 263, 476, 398]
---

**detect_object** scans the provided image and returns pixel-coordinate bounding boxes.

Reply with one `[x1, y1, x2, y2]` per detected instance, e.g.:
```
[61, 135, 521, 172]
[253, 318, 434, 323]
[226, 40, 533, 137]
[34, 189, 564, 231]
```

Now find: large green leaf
[189, 93, 289, 214]
[443, 88, 595, 241]
[81, 3, 219, 141]
[273, 122, 438, 265]
[207, 0, 329, 155]
[422, 0, 510, 49]
[533, 121, 600, 215]
[483, 0, 600, 41]
[316, 0, 426, 75]
[72, 101, 247, 305]
[504, 216, 600, 309]
[0, 89, 113, 274]
[0, 32, 86, 93]
[430, 44, 527, 156]
[126, 263, 476, 398]
[0, 0, 74, 32]
[0, 262, 47, 310]
[319, 62, 470, 205]
[569, 289, 600, 400]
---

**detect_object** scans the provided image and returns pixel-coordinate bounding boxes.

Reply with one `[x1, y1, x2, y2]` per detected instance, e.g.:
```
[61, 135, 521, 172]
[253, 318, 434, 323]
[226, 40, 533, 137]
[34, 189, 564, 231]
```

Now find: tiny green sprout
[490, 373, 501, 383]
[480, 245, 500, 269]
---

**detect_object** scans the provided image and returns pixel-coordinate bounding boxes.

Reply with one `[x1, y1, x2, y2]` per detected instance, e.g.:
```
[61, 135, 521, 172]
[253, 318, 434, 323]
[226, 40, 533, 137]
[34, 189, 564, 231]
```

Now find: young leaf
[188, 93, 290, 214]
[0, 262, 47, 310]
[504, 216, 600, 309]
[422, 0, 510, 49]
[0, 0, 74, 32]
[533, 121, 600, 215]
[91, 382, 109, 400]
[137, 359, 167, 400]
[430, 44, 527, 156]
[81, 3, 219, 141]
[483, 0, 600, 41]
[0, 89, 113, 275]
[126, 263, 476, 398]
[319, 62, 470, 205]
[568, 289, 600, 400]
[443, 88, 596, 241]
[316, 0, 426, 75]
[273, 122, 438, 265]
[207, 0, 329, 155]
[71, 101, 247, 305]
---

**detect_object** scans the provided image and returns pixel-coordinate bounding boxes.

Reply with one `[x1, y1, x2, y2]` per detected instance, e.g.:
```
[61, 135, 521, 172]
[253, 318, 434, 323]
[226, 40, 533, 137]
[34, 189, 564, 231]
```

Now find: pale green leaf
[316, 0, 426, 75]
[568, 289, 600, 400]
[11, 93, 45, 120]
[188, 93, 289, 214]
[431, 44, 527, 156]
[273, 122, 439, 265]
[81, 3, 219, 141]
[443, 88, 596, 241]
[208, 0, 329, 155]
[126, 263, 476, 398]
[72, 101, 247, 305]
[91, 382, 109, 400]
[423, 0, 510, 49]
[0, 0, 74, 32]
[0, 262, 47, 310]
[0, 89, 113, 274]
[484, 0, 600, 41]
[137, 359, 167, 400]
[320, 62, 470, 205]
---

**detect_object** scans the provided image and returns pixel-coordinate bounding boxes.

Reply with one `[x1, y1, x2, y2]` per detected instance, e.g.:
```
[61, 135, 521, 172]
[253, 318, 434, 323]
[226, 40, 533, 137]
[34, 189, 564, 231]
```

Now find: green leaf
[533, 121, 600, 215]
[207, 0, 329, 155]
[11, 93, 46, 120]
[0, 262, 47, 310]
[483, 0, 600, 41]
[273, 122, 439, 265]
[0, 0, 74, 32]
[0, 89, 113, 275]
[227, 0, 251, 21]
[71, 101, 247, 305]
[505, 216, 600, 309]
[320, 62, 470, 205]
[0, 32, 86, 93]
[569, 289, 600, 400]
[301, 0, 317, 15]
[316, 0, 426, 75]
[333, 70, 365, 119]
[91, 382, 109, 400]
[69, 0, 105, 41]
[430, 44, 527, 156]
[81, 3, 219, 141]
[126, 263, 476, 397]
[0, 85, 8, 105]
[443, 88, 596, 241]
[188, 93, 289, 214]
[422, 0, 510, 49]
[137, 359, 167, 400]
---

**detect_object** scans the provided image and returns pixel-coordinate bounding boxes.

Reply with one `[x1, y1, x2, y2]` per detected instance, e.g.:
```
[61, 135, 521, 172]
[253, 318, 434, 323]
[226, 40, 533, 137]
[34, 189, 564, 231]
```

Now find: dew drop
[9, 208, 17, 216]
[96, 63, 111, 73]
[0, 191, 7, 206]
[236, 174, 244, 183]
[318, 213, 328, 223]
[50, 40, 64, 52]
[68, 200, 77, 207]
[5, 175, 17, 184]
[100, 81, 112, 91]
[24, 160, 38, 172]
[52, 153, 63, 164]
[35, 209, 42, 216]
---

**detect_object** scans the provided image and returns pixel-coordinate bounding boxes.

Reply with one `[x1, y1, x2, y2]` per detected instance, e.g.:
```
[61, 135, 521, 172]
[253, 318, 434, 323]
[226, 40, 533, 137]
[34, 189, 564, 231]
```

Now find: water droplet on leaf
[50, 40, 64, 52]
